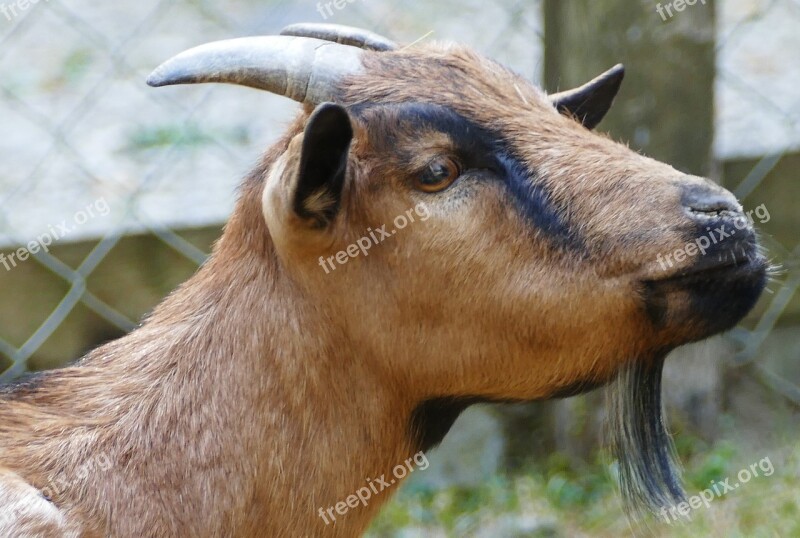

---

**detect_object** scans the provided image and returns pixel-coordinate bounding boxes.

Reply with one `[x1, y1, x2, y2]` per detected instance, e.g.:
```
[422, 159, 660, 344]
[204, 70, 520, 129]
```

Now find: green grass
[366, 438, 800, 537]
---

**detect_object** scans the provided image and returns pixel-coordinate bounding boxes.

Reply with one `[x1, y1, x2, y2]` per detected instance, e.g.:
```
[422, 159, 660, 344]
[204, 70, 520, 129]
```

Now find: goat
[0, 23, 767, 537]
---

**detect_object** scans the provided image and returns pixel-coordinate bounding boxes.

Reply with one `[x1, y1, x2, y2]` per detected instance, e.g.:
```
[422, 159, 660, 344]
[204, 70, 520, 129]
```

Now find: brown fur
[0, 41, 763, 536]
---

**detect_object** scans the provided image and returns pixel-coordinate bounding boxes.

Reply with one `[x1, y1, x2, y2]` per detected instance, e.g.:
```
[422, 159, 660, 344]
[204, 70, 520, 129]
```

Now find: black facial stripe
[350, 102, 500, 171]
[641, 281, 670, 329]
[349, 102, 584, 252]
[497, 153, 586, 253]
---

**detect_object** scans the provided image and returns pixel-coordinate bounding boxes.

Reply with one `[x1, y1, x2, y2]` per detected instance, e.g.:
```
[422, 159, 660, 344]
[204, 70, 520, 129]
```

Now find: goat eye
[416, 157, 460, 193]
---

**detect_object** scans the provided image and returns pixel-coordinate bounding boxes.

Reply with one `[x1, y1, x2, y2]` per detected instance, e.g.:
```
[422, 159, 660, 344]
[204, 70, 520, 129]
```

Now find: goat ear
[293, 103, 353, 227]
[549, 64, 624, 129]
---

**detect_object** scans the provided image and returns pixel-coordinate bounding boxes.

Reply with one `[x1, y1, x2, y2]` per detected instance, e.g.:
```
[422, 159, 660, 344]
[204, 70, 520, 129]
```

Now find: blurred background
[0, 0, 797, 535]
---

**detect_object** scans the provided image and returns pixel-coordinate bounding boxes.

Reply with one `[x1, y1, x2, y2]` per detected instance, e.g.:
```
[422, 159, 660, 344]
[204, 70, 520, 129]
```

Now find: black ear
[549, 64, 625, 129]
[294, 102, 353, 227]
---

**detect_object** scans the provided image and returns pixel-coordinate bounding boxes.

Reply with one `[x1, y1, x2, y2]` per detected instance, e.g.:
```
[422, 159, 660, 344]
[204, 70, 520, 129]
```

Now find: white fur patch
[262, 151, 290, 224]
[0, 468, 80, 538]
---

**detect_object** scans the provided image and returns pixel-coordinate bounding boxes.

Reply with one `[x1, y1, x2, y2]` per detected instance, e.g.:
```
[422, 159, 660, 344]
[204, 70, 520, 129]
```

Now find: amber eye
[415, 157, 461, 193]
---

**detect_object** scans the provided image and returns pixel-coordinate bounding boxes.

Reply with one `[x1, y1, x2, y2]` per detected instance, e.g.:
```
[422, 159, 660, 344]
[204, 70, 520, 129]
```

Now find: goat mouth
[643, 239, 767, 286]
[647, 253, 767, 286]
[640, 246, 767, 337]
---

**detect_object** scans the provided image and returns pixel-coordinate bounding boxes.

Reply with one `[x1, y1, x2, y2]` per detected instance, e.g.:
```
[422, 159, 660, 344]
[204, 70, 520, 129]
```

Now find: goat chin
[607, 352, 685, 523]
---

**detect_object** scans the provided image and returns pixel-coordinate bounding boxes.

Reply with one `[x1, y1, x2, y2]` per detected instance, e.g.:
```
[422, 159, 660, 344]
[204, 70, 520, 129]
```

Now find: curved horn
[281, 23, 397, 51]
[146, 36, 364, 105]
[549, 64, 625, 129]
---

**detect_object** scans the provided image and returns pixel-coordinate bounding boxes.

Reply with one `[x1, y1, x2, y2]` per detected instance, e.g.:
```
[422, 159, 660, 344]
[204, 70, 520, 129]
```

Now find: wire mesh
[0, 0, 797, 411]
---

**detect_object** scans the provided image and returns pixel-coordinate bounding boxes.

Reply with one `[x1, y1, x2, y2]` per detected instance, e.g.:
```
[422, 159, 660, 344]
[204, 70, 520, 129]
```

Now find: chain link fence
[0, 0, 543, 381]
[714, 0, 800, 406]
[0, 0, 797, 411]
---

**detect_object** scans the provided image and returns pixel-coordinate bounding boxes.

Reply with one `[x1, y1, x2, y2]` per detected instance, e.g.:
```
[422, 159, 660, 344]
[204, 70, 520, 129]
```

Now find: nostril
[681, 183, 741, 220]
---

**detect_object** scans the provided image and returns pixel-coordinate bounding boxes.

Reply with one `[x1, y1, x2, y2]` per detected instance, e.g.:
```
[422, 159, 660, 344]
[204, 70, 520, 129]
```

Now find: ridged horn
[280, 23, 397, 51]
[146, 36, 364, 105]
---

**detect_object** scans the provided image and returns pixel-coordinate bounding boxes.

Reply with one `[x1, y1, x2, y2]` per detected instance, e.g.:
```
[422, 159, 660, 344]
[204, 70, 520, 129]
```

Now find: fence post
[497, 0, 719, 468]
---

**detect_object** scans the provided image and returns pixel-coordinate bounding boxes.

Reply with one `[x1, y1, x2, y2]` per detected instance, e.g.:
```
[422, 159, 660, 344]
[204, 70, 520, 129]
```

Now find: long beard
[607, 353, 685, 520]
